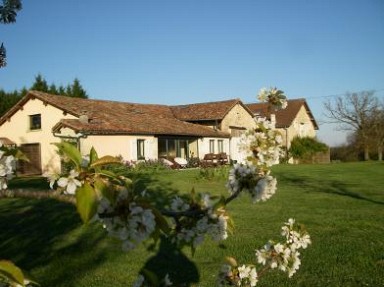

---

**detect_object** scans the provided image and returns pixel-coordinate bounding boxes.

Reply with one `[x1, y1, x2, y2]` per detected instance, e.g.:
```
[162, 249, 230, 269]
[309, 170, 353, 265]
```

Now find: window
[137, 139, 145, 160]
[218, 140, 224, 153]
[209, 139, 215, 153]
[29, 114, 41, 130]
[158, 137, 193, 159]
[230, 127, 245, 137]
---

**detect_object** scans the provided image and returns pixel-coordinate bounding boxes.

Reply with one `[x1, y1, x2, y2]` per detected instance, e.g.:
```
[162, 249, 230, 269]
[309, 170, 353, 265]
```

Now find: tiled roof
[247, 99, 319, 129]
[2, 91, 229, 138]
[171, 98, 254, 121]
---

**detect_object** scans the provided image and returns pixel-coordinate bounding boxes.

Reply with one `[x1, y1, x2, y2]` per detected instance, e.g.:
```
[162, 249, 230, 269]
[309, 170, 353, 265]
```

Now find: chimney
[79, 111, 89, 124]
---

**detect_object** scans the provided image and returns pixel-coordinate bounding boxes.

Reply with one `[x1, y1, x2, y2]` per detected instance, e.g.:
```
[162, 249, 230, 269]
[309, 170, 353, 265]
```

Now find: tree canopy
[0, 74, 89, 117]
[0, 0, 23, 67]
[323, 91, 381, 161]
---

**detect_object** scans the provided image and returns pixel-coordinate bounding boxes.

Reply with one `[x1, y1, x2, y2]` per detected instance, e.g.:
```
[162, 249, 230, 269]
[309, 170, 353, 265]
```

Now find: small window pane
[218, 140, 224, 153]
[30, 114, 41, 130]
[209, 140, 215, 153]
[137, 139, 145, 160]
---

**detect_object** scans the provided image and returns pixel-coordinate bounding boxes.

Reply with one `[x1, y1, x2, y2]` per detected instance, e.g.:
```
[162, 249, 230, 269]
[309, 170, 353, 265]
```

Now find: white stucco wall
[80, 135, 158, 162]
[197, 137, 230, 158]
[0, 98, 77, 173]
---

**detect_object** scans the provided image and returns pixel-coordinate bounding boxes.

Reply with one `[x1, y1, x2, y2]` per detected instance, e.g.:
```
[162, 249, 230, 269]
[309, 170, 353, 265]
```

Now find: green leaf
[151, 207, 170, 235]
[117, 175, 133, 189]
[190, 187, 196, 204]
[94, 178, 115, 204]
[13, 149, 29, 162]
[90, 155, 121, 168]
[0, 260, 25, 286]
[53, 142, 82, 168]
[76, 182, 98, 223]
[141, 269, 159, 286]
[225, 256, 238, 268]
[213, 196, 226, 210]
[89, 147, 98, 166]
[98, 169, 118, 179]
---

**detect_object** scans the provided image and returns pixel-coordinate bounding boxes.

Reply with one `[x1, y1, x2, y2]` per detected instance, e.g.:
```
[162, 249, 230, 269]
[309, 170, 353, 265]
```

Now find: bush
[289, 136, 328, 163]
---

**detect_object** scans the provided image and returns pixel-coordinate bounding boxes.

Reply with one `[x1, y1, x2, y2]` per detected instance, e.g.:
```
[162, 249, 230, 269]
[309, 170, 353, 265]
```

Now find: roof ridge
[172, 98, 240, 108]
[29, 90, 171, 107]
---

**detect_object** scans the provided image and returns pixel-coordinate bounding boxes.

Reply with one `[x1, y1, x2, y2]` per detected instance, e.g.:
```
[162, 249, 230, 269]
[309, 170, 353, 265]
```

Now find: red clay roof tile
[246, 99, 319, 129]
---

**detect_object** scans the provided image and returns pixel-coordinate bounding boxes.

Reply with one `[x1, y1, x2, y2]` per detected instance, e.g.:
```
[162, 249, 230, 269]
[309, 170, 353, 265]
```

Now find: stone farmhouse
[247, 98, 319, 149]
[0, 91, 318, 175]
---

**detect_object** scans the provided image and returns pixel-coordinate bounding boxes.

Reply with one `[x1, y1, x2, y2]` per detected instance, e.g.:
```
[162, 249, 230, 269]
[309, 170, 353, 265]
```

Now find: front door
[18, 143, 42, 175]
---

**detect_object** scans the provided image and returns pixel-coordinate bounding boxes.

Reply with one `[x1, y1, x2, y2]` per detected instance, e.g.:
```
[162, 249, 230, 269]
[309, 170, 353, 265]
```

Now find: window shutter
[131, 139, 137, 161]
[144, 139, 151, 160]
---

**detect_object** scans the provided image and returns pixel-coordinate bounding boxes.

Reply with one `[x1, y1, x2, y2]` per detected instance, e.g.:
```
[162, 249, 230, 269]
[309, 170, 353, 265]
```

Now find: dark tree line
[0, 74, 88, 117]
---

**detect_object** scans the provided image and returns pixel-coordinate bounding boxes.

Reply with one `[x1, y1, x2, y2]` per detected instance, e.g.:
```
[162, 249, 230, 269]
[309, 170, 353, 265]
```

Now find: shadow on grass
[278, 174, 384, 205]
[0, 198, 81, 267]
[1, 171, 196, 286]
[141, 237, 199, 286]
[129, 171, 184, 209]
[0, 198, 108, 287]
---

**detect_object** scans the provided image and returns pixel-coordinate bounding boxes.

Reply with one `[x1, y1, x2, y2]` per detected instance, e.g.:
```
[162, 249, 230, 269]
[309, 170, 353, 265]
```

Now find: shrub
[289, 136, 328, 163]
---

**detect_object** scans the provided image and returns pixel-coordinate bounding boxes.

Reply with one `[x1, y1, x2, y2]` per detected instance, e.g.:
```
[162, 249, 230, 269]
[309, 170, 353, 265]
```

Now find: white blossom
[252, 175, 277, 202]
[43, 172, 60, 189]
[170, 196, 189, 211]
[0, 151, 16, 191]
[57, 169, 82, 194]
[163, 274, 173, 286]
[257, 87, 269, 102]
[0, 154, 14, 177]
[98, 199, 156, 252]
[255, 219, 311, 279]
[226, 163, 255, 195]
[218, 264, 258, 287]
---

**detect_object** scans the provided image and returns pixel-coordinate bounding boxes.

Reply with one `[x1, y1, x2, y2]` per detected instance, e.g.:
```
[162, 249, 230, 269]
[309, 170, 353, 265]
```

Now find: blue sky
[1, 0, 384, 146]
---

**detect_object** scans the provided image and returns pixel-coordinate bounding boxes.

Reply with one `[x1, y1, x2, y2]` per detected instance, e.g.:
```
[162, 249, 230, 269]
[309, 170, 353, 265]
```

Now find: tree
[366, 106, 384, 161]
[324, 91, 380, 161]
[0, 43, 6, 68]
[0, 0, 22, 67]
[289, 136, 328, 163]
[30, 74, 88, 98]
[48, 83, 58, 95]
[69, 78, 88, 98]
[0, 75, 89, 117]
[0, 89, 22, 116]
[30, 74, 49, 92]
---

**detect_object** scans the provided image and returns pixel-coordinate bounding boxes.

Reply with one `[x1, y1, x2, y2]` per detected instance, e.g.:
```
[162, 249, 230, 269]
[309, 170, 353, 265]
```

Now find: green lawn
[1, 162, 383, 286]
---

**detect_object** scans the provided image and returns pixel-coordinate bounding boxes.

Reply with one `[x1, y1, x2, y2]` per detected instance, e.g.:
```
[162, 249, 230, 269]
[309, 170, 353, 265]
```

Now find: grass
[1, 162, 384, 286]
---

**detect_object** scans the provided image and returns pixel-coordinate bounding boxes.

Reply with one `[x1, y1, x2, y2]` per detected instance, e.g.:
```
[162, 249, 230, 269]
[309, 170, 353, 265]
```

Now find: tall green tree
[0, 0, 22, 67]
[0, 75, 89, 117]
[0, 89, 22, 116]
[30, 74, 49, 92]
[69, 78, 88, 98]
[48, 83, 58, 95]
